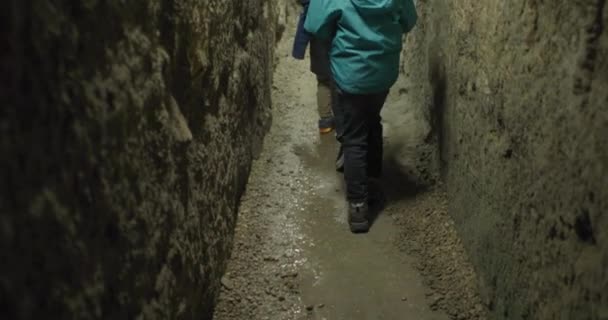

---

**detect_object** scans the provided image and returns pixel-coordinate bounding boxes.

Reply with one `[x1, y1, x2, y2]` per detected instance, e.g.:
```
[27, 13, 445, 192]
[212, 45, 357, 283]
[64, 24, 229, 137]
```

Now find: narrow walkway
[214, 23, 483, 320]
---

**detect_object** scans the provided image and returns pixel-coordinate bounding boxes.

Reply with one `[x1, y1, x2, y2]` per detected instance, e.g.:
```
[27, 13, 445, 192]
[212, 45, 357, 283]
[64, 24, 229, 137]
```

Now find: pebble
[221, 277, 234, 290]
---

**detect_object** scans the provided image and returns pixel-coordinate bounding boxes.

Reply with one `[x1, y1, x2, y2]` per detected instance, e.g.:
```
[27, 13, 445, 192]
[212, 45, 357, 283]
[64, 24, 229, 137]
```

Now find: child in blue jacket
[292, 0, 336, 134]
[305, 0, 417, 233]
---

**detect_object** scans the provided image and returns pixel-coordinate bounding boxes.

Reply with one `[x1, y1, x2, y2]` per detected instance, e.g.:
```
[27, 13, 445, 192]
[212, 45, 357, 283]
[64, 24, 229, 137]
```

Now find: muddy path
[213, 23, 486, 320]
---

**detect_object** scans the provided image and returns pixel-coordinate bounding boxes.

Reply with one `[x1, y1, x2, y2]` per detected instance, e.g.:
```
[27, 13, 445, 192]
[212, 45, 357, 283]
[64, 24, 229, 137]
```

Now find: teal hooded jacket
[304, 0, 417, 94]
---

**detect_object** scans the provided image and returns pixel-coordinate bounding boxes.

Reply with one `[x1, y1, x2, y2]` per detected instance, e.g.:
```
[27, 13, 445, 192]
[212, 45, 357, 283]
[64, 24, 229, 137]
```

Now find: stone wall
[399, 1, 608, 319]
[0, 0, 278, 318]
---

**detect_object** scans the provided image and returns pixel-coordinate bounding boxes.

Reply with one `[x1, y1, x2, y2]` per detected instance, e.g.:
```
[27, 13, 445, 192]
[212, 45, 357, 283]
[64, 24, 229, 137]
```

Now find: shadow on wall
[381, 155, 428, 203]
[426, 35, 448, 180]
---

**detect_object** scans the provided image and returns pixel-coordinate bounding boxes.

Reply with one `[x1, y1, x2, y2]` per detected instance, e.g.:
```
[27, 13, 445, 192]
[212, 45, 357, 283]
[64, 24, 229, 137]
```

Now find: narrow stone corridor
[2, 1, 607, 319]
[213, 23, 484, 320]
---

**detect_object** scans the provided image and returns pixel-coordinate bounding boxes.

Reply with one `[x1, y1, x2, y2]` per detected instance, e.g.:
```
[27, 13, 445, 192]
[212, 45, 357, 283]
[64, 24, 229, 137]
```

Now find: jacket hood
[350, 0, 397, 14]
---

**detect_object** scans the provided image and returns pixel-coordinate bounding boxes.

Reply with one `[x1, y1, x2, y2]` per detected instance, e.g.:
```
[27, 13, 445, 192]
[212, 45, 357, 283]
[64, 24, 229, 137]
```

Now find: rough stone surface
[0, 0, 279, 318]
[397, 1, 608, 319]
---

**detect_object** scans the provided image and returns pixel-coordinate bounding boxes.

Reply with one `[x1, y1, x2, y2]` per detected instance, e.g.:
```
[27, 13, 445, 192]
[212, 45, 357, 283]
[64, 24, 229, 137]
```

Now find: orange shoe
[318, 117, 335, 134]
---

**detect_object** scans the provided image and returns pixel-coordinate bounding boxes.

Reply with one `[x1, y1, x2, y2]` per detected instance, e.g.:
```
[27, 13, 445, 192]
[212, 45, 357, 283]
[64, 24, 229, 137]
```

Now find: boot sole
[349, 220, 370, 233]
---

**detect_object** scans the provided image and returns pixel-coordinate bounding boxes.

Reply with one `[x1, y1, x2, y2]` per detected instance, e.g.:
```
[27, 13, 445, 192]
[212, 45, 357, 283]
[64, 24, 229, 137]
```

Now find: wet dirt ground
[213, 24, 486, 320]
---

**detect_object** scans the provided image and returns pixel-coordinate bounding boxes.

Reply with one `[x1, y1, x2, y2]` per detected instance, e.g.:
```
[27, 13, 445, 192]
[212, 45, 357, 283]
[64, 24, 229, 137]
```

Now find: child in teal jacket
[305, 0, 417, 233]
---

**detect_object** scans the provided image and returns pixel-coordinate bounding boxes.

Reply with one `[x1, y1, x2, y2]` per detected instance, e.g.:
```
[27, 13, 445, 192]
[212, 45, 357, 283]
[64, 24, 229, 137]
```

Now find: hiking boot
[348, 201, 370, 233]
[336, 146, 344, 173]
[318, 117, 335, 134]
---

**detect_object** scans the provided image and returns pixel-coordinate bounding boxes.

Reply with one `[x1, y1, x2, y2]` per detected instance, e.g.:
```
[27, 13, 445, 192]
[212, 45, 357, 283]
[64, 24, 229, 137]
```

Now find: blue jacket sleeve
[292, 6, 312, 60]
[303, 0, 340, 40]
[400, 0, 418, 33]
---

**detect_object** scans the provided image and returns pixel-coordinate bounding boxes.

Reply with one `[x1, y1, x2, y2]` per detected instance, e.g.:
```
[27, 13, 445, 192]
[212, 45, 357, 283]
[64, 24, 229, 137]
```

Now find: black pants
[309, 38, 331, 77]
[334, 87, 389, 202]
